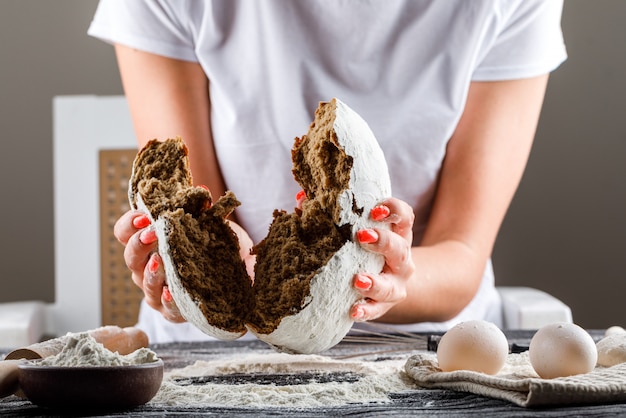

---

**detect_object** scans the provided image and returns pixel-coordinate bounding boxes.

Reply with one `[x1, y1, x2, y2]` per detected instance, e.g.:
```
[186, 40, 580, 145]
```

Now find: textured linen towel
[405, 352, 626, 407]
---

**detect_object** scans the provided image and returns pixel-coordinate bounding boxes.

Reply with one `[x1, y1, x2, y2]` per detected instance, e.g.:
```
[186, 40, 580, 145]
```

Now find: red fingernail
[354, 275, 372, 291]
[163, 287, 173, 303]
[148, 254, 159, 273]
[133, 215, 151, 229]
[357, 229, 378, 244]
[197, 185, 212, 210]
[371, 205, 390, 221]
[295, 190, 306, 202]
[140, 229, 157, 245]
[351, 305, 365, 321]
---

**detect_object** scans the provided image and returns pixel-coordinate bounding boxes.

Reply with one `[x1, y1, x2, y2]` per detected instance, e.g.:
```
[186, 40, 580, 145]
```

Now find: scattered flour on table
[150, 352, 416, 408]
[39, 332, 158, 367]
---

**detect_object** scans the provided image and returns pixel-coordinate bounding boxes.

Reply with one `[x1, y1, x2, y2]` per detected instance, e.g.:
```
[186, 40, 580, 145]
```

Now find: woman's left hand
[350, 197, 416, 322]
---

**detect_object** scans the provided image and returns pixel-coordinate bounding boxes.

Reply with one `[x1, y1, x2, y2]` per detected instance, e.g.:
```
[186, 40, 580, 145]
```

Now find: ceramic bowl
[18, 359, 163, 411]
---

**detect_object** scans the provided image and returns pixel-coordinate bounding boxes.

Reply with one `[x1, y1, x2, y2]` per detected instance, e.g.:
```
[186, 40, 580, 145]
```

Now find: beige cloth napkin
[404, 352, 626, 407]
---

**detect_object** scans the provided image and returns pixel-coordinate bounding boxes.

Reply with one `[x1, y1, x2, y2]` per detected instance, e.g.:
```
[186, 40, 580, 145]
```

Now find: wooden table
[2, 330, 625, 417]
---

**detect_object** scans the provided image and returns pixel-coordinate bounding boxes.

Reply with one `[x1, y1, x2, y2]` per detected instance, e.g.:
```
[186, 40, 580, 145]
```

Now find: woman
[88, 0, 566, 343]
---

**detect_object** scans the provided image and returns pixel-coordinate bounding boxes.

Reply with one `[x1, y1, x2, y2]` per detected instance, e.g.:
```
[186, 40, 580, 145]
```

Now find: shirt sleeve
[87, 0, 201, 62]
[472, 0, 567, 81]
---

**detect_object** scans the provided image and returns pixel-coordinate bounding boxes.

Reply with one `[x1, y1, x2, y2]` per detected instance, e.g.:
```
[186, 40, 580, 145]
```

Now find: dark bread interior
[249, 99, 353, 333]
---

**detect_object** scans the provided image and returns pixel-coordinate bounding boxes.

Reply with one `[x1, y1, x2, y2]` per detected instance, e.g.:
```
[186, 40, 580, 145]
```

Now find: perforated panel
[99, 149, 144, 327]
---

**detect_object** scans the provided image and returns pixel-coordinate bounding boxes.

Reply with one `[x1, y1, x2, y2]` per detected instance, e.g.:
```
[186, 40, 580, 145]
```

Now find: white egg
[604, 325, 626, 338]
[529, 322, 597, 379]
[596, 332, 626, 367]
[436, 320, 509, 375]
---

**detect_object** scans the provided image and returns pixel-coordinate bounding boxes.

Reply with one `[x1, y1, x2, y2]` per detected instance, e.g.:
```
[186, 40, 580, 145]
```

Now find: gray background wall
[0, 1, 624, 329]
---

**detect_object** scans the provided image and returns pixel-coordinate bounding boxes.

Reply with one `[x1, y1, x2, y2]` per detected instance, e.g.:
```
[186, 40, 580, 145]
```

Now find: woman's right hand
[113, 210, 185, 323]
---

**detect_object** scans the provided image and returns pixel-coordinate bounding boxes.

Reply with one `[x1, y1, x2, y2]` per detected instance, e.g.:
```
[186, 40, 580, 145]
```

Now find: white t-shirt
[89, 0, 566, 343]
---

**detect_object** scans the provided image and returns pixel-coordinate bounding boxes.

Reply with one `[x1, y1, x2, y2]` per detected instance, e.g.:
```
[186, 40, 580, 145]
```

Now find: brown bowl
[18, 359, 163, 411]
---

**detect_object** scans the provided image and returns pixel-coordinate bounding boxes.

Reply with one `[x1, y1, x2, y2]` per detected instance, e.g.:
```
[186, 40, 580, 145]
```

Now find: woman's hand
[296, 191, 417, 321]
[350, 198, 416, 322]
[113, 210, 185, 322]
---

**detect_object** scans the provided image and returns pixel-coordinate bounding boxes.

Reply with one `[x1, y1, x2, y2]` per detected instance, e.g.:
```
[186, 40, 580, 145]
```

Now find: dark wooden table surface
[2, 330, 625, 417]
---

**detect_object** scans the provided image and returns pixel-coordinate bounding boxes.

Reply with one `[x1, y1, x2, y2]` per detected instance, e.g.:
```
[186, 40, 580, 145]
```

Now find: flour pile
[39, 332, 158, 367]
[150, 353, 416, 408]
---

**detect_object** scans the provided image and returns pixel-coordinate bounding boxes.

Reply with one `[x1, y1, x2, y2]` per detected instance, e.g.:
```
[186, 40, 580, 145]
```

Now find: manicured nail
[354, 274, 372, 291]
[148, 254, 159, 274]
[139, 228, 157, 245]
[357, 229, 378, 244]
[351, 305, 365, 321]
[371, 205, 390, 221]
[197, 185, 212, 210]
[162, 287, 173, 303]
[133, 215, 151, 229]
[295, 190, 306, 203]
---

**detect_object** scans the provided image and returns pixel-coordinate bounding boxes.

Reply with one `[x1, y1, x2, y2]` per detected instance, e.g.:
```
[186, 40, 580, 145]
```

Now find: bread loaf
[129, 98, 391, 353]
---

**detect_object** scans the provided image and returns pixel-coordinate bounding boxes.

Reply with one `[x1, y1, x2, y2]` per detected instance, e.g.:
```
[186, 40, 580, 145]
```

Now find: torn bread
[128, 98, 391, 353]
[128, 139, 253, 340]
